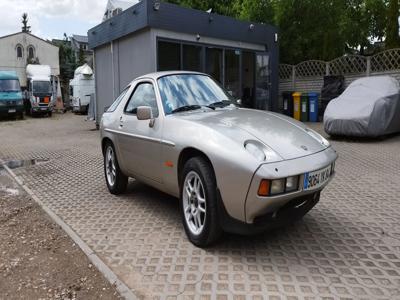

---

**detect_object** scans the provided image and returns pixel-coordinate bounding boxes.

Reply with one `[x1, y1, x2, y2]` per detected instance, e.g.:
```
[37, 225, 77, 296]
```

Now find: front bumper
[31, 105, 52, 114]
[245, 147, 338, 223]
[0, 105, 24, 115]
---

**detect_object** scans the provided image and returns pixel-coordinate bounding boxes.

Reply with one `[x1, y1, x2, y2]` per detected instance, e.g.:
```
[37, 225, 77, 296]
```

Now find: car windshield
[33, 81, 52, 94]
[157, 74, 236, 115]
[0, 79, 20, 92]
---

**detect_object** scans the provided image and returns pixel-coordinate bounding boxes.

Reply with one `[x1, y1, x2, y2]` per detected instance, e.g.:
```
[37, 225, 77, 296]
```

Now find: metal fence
[279, 48, 400, 96]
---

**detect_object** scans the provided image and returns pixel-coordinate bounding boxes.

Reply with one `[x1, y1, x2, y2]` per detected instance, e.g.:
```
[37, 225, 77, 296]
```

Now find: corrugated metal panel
[94, 44, 113, 122]
[117, 29, 154, 91]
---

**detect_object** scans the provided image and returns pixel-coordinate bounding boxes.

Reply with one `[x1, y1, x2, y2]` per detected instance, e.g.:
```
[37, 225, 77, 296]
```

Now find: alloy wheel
[183, 171, 206, 235]
[105, 146, 116, 187]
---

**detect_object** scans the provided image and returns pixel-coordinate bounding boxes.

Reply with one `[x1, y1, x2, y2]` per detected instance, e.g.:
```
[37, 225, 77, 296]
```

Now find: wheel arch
[177, 147, 215, 185]
[101, 137, 113, 154]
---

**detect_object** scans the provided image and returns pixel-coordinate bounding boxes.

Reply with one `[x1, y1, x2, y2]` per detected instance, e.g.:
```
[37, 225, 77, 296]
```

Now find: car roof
[132, 71, 207, 82]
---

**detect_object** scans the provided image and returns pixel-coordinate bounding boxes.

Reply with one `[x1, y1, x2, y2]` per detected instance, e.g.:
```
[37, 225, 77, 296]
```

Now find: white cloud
[0, 0, 107, 37]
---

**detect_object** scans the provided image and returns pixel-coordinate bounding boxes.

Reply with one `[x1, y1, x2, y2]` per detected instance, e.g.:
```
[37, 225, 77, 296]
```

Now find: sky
[0, 0, 109, 40]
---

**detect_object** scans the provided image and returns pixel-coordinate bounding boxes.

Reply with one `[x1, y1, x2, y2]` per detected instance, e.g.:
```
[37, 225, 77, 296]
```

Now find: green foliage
[54, 35, 77, 81]
[21, 13, 31, 33]
[78, 48, 86, 66]
[386, 0, 400, 49]
[165, 0, 397, 63]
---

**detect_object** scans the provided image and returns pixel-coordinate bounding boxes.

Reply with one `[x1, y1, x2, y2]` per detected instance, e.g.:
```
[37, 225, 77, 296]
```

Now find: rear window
[107, 86, 130, 112]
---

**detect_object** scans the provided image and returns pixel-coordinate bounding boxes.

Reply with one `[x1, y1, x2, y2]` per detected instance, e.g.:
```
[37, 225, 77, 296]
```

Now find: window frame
[16, 45, 23, 59]
[123, 81, 160, 118]
[106, 85, 130, 113]
[27, 45, 35, 60]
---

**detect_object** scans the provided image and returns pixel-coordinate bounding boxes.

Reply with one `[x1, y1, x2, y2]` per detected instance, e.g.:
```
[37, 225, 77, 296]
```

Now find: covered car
[324, 76, 400, 137]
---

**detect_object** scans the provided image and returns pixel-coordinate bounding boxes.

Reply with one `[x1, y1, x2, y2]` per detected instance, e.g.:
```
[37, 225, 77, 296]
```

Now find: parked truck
[0, 71, 24, 119]
[25, 64, 54, 117]
[70, 64, 95, 114]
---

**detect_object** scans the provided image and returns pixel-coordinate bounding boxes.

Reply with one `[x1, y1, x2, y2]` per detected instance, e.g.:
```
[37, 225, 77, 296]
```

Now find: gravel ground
[0, 165, 122, 300]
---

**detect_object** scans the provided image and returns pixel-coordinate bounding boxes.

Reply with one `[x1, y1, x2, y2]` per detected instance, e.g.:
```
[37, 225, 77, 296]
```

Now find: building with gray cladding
[88, 0, 279, 123]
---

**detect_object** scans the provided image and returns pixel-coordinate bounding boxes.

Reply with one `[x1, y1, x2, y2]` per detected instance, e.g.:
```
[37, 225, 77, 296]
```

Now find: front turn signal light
[258, 179, 270, 196]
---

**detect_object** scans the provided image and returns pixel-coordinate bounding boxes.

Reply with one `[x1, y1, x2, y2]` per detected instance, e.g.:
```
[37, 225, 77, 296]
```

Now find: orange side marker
[165, 161, 174, 168]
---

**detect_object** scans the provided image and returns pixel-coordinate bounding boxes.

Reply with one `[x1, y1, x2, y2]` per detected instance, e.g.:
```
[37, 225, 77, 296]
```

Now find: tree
[21, 13, 31, 33]
[386, 0, 400, 49]
[53, 34, 77, 106]
[165, 0, 390, 62]
[78, 47, 86, 66]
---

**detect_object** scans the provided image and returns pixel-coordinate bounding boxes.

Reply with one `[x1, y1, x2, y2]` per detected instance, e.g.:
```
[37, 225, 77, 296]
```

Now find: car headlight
[306, 128, 330, 147]
[244, 140, 282, 163]
[258, 175, 300, 196]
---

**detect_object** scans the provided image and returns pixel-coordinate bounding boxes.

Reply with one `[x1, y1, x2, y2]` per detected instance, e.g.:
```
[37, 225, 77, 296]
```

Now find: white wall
[0, 32, 59, 87]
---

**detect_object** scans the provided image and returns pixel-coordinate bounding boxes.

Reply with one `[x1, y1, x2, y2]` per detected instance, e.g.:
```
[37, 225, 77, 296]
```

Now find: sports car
[100, 71, 338, 247]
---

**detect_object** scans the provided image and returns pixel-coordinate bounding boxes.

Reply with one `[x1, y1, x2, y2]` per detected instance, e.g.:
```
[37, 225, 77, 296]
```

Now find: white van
[70, 64, 95, 114]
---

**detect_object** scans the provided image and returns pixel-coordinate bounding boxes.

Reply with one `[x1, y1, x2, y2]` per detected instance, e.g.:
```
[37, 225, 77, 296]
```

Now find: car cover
[324, 76, 400, 137]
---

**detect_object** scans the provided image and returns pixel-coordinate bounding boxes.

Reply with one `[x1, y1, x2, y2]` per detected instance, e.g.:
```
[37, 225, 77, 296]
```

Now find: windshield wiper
[206, 100, 234, 110]
[171, 105, 202, 114]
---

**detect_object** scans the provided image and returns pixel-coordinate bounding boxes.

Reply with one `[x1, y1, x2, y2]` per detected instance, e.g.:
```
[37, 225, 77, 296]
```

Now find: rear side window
[107, 87, 129, 112]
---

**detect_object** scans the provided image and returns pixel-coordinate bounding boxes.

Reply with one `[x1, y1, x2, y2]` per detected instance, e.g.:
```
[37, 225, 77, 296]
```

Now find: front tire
[181, 157, 222, 247]
[103, 142, 128, 195]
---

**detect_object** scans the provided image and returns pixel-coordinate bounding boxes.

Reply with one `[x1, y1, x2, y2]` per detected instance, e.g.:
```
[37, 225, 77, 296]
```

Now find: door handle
[119, 116, 124, 128]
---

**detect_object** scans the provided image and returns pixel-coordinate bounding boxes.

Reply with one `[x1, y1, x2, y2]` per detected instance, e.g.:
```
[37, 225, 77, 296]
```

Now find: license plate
[8, 109, 16, 113]
[41, 107, 47, 111]
[303, 165, 332, 191]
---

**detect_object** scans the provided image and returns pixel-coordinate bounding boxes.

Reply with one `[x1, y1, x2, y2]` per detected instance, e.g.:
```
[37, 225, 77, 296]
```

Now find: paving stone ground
[0, 112, 400, 300]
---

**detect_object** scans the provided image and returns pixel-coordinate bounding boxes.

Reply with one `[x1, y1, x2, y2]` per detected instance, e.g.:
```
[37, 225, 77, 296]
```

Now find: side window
[107, 86, 130, 112]
[124, 82, 159, 117]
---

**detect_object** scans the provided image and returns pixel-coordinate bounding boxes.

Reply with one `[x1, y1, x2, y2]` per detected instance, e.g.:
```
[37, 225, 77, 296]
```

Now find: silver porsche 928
[100, 71, 338, 247]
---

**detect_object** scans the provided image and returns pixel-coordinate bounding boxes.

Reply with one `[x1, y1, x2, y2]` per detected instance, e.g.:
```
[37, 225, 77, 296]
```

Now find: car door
[117, 80, 163, 183]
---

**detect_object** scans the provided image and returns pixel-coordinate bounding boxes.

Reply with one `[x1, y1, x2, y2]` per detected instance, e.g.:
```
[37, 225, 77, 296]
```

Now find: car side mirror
[236, 99, 242, 106]
[137, 106, 153, 120]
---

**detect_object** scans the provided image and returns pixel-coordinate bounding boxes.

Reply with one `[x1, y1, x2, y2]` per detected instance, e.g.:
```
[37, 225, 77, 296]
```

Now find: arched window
[28, 45, 35, 59]
[16, 45, 23, 58]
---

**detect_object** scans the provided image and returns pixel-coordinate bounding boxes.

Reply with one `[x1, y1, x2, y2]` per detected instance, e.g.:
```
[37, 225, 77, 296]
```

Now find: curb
[1, 160, 137, 300]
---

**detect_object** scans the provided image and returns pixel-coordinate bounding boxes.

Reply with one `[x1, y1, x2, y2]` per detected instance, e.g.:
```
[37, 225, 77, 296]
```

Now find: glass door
[255, 52, 270, 110]
[205, 47, 223, 84]
[224, 49, 240, 99]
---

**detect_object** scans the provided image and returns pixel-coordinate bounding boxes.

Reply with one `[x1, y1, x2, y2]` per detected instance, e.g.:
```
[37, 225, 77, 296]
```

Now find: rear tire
[180, 157, 222, 247]
[103, 142, 128, 195]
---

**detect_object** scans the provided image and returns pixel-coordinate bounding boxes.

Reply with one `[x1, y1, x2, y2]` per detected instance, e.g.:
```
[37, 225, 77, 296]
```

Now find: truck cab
[25, 64, 53, 117]
[0, 71, 24, 118]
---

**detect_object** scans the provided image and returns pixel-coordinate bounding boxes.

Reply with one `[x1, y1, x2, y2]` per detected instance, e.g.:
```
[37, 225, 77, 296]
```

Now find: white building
[0, 32, 59, 88]
[102, 0, 140, 21]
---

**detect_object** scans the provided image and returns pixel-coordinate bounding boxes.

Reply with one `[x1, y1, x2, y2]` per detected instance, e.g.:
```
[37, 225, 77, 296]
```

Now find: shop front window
[224, 49, 240, 99]
[182, 44, 202, 72]
[158, 41, 181, 71]
[205, 47, 222, 83]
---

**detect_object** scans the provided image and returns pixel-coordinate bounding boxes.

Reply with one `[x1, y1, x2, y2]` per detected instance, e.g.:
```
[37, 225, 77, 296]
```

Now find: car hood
[178, 108, 328, 160]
